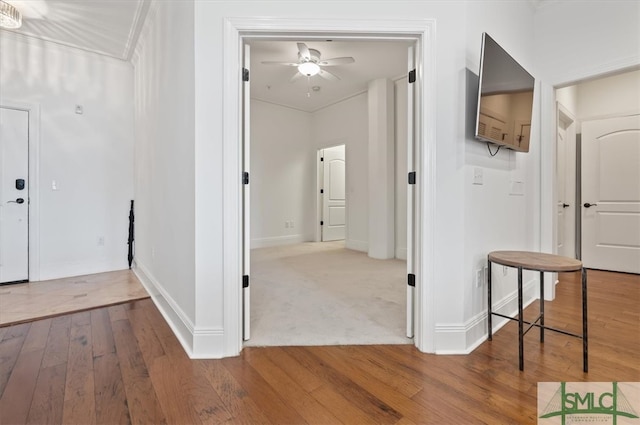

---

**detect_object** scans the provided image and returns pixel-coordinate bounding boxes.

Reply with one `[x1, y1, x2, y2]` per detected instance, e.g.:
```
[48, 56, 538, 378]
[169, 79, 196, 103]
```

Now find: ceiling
[2, 0, 150, 60]
[249, 40, 410, 112]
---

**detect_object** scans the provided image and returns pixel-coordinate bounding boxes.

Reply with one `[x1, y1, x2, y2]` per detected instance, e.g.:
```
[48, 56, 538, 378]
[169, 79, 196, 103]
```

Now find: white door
[321, 145, 346, 242]
[406, 44, 416, 338]
[556, 105, 576, 258]
[242, 44, 251, 340]
[0, 107, 29, 283]
[582, 114, 640, 274]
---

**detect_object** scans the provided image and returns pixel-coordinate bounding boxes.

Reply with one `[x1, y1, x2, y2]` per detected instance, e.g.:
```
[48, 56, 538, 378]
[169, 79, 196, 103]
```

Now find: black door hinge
[243, 172, 249, 185]
[408, 69, 416, 84]
[408, 171, 416, 185]
[408, 273, 416, 287]
[243, 275, 249, 288]
[320, 189, 324, 194]
[242, 68, 249, 82]
[320, 157, 324, 162]
[320, 221, 324, 226]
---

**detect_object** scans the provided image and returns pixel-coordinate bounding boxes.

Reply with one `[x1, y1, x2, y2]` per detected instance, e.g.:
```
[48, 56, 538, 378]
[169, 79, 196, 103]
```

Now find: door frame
[222, 17, 437, 357]
[0, 101, 41, 282]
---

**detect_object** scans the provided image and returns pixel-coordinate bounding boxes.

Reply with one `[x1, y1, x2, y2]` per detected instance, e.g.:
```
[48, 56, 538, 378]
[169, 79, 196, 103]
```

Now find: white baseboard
[345, 238, 368, 252]
[38, 259, 129, 281]
[133, 260, 227, 359]
[435, 278, 537, 354]
[251, 234, 307, 249]
[395, 247, 407, 260]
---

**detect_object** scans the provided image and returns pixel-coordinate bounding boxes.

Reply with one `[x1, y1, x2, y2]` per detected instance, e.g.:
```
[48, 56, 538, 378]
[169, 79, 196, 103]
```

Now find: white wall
[0, 33, 134, 280]
[131, 2, 198, 352]
[185, 0, 542, 357]
[311, 93, 369, 252]
[250, 100, 314, 247]
[576, 69, 640, 120]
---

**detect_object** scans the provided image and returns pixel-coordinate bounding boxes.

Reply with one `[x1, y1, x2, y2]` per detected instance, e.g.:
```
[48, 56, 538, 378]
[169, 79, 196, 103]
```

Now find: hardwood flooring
[0, 269, 637, 424]
[0, 270, 149, 326]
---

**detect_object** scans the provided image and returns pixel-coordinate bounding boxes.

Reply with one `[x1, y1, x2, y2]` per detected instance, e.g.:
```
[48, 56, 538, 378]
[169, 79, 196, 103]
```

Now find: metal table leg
[518, 266, 524, 371]
[582, 268, 588, 372]
[540, 270, 544, 343]
[488, 259, 493, 341]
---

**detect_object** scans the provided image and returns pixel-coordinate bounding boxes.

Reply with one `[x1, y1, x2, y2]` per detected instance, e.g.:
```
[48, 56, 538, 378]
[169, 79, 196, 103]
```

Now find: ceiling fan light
[0, 1, 22, 29]
[298, 62, 320, 77]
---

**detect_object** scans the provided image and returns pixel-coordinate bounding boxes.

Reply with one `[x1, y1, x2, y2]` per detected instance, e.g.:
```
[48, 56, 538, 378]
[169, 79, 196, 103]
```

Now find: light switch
[473, 167, 483, 185]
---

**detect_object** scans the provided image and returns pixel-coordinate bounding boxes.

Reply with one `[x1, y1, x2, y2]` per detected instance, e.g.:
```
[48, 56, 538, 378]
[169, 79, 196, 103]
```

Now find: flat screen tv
[475, 33, 535, 152]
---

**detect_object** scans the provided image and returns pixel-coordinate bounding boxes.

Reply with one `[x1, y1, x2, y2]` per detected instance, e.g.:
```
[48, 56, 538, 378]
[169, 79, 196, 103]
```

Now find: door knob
[562, 203, 570, 208]
[7, 198, 24, 204]
[583, 202, 597, 208]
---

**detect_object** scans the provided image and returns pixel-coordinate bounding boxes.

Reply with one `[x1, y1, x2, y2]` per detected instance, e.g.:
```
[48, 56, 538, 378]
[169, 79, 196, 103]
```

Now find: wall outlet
[97, 236, 105, 246]
[503, 266, 508, 276]
[475, 268, 483, 288]
[285, 221, 290, 228]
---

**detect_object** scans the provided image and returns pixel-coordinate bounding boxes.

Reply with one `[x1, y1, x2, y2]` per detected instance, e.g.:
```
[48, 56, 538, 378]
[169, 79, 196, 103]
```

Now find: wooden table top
[488, 251, 583, 272]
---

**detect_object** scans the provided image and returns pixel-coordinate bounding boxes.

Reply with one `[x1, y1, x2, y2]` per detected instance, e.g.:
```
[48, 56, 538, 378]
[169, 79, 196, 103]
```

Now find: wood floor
[0, 270, 149, 326]
[0, 270, 637, 424]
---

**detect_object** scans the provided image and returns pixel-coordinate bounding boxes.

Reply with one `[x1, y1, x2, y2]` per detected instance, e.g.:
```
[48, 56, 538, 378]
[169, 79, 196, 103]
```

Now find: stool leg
[518, 266, 524, 371]
[488, 259, 493, 341]
[582, 268, 588, 372]
[540, 270, 544, 343]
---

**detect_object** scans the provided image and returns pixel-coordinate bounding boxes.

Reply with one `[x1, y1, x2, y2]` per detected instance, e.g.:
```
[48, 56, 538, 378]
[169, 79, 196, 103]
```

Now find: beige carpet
[245, 241, 412, 346]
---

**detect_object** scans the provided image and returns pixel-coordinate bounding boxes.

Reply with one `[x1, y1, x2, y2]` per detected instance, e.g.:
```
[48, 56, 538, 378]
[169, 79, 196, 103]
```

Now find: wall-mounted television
[475, 33, 535, 153]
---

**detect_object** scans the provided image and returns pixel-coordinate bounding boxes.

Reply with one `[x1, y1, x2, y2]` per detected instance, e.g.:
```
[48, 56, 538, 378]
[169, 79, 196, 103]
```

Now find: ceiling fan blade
[319, 57, 355, 66]
[289, 72, 304, 83]
[319, 68, 340, 81]
[297, 43, 311, 61]
[261, 61, 299, 66]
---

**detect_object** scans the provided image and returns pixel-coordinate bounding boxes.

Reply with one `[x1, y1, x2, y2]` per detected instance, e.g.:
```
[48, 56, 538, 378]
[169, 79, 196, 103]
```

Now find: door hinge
[242, 68, 249, 82]
[320, 220, 324, 226]
[243, 172, 249, 185]
[320, 189, 324, 194]
[408, 69, 416, 84]
[243, 275, 249, 288]
[408, 171, 416, 185]
[408, 273, 416, 287]
[320, 157, 324, 162]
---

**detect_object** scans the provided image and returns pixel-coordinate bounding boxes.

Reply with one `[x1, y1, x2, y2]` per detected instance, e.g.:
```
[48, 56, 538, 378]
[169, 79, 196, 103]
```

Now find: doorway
[245, 38, 412, 346]
[0, 107, 29, 284]
[222, 17, 437, 356]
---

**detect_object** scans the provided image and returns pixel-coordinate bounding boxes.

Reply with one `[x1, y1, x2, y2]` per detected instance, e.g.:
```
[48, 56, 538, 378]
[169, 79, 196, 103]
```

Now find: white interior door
[582, 114, 640, 274]
[0, 107, 29, 284]
[406, 44, 416, 338]
[556, 105, 576, 258]
[242, 44, 251, 340]
[321, 145, 346, 241]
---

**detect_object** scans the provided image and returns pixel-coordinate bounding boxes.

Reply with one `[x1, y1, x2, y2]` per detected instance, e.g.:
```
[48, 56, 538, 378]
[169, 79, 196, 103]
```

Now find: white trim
[251, 234, 308, 249]
[345, 238, 368, 253]
[223, 17, 437, 357]
[435, 278, 537, 354]
[0, 100, 41, 282]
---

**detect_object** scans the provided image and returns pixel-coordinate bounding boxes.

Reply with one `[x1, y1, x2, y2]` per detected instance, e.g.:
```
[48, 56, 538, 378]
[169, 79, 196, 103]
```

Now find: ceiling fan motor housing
[299, 48, 322, 63]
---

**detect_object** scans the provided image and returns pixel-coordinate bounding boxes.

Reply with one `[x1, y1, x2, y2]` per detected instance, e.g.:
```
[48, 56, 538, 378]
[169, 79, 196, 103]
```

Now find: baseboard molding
[39, 259, 129, 281]
[345, 239, 368, 252]
[395, 247, 407, 260]
[251, 234, 307, 249]
[133, 260, 196, 357]
[435, 278, 537, 354]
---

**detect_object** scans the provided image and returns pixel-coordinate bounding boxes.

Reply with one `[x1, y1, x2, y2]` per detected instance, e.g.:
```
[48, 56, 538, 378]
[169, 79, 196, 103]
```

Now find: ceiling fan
[261, 42, 355, 82]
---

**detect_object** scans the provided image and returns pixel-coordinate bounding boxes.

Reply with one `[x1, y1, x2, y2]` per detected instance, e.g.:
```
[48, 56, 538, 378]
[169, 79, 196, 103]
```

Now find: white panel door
[556, 106, 576, 259]
[0, 107, 29, 283]
[321, 145, 346, 242]
[582, 115, 640, 274]
[406, 44, 415, 338]
[242, 44, 251, 340]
